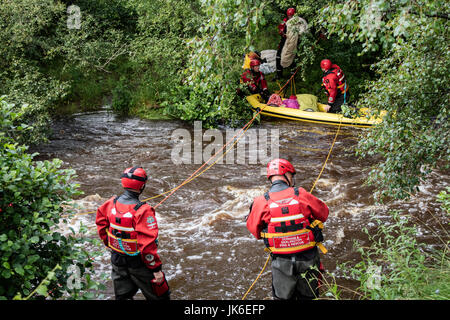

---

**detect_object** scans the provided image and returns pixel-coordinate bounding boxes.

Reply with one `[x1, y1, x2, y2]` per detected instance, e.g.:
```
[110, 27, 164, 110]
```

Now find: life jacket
[240, 69, 268, 92]
[106, 197, 146, 256]
[323, 64, 349, 95]
[260, 187, 325, 254]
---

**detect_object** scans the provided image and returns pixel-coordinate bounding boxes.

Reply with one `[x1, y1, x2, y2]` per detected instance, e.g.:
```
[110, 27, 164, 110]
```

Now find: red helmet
[320, 59, 332, 70]
[287, 8, 296, 17]
[267, 159, 296, 179]
[121, 166, 148, 190]
[248, 52, 260, 60]
[250, 59, 261, 68]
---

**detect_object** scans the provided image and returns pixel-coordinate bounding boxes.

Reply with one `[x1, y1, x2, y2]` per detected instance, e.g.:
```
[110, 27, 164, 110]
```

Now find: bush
[336, 207, 449, 300]
[0, 97, 103, 299]
[111, 77, 132, 116]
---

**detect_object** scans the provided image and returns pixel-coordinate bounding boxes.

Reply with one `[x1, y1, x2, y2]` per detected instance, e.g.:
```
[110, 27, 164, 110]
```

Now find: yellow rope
[309, 123, 341, 193]
[152, 106, 263, 210]
[293, 77, 297, 95]
[63, 105, 265, 218]
[241, 121, 342, 300]
[241, 253, 271, 300]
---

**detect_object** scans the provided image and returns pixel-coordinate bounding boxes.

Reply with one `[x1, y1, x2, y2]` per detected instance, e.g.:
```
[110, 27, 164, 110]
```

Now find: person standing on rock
[95, 166, 170, 300]
[246, 159, 329, 300]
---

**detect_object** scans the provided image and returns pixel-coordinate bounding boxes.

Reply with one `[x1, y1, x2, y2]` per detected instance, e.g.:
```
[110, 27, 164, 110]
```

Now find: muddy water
[32, 108, 449, 299]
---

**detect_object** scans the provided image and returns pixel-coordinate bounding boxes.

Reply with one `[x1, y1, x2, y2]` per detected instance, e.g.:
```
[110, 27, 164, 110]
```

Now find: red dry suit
[96, 196, 162, 271]
[277, 18, 288, 38]
[247, 185, 329, 255]
[241, 69, 268, 94]
[322, 64, 348, 104]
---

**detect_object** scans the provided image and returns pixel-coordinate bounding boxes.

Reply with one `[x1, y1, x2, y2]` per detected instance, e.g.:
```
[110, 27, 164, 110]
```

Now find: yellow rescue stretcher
[247, 93, 386, 128]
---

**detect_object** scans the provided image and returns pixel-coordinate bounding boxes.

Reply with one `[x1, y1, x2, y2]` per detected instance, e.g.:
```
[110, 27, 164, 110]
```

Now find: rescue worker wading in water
[96, 166, 170, 300]
[321, 59, 349, 113]
[246, 159, 329, 300]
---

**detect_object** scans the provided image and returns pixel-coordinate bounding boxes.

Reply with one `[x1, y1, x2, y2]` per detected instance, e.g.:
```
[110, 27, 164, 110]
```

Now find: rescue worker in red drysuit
[96, 166, 170, 300]
[275, 7, 296, 80]
[246, 159, 329, 300]
[241, 59, 271, 102]
[321, 59, 349, 113]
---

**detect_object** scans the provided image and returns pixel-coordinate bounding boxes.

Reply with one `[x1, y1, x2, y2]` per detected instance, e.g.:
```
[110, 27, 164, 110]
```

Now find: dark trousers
[329, 90, 350, 113]
[111, 252, 170, 300]
[276, 38, 286, 77]
[271, 253, 322, 300]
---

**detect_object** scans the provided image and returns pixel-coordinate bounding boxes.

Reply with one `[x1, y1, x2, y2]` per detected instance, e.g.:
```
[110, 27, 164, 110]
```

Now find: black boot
[274, 71, 283, 81]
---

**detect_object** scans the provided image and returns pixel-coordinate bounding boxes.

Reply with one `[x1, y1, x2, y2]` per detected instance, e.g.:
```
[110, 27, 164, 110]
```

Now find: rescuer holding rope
[246, 159, 329, 300]
[96, 166, 170, 300]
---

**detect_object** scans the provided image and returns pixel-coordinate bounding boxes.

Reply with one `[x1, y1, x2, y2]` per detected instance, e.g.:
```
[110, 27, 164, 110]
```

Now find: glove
[307, 220, 324, 243]
[151, 271, 169, 297]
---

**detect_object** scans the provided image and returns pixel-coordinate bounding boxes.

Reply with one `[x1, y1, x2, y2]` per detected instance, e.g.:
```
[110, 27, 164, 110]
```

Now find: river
[32, 107, 449, 299]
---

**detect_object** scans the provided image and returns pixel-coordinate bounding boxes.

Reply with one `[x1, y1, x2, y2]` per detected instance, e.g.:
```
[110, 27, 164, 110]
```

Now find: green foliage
[127, 0, 203, 108]
[0, 0, 69, 143]
[437, 187, 450, 214]
[0, 97, 104, 299]
[0, 0, 138, 141]
[0, 97, 34, 145]
[111, 76, 132, 116]
[158, 0, 292, 126]
[338, 210, 449, 300]
[318, 0, 450, 200]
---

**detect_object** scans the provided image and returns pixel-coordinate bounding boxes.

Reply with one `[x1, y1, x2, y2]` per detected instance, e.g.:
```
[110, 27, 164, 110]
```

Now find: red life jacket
[106, 197, 146, 256]
[240, 69, 268, 92]
[323, 64, 348, 96]
[260, 187, 322, 254]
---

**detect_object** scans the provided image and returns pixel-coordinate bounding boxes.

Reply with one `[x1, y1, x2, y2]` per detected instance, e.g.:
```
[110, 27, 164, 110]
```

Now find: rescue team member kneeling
[241, 59, 271, 102]
[246, 159, 329, 300]
[96, 166, 170, 300]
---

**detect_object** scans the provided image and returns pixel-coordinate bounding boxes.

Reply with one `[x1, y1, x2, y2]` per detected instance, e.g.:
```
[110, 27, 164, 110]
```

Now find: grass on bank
[321, 188, 450, 300]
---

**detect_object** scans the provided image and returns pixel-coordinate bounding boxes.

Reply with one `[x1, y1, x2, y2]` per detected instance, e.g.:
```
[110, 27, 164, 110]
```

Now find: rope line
[65, 69, 300, 218]
[277, 66, 301, 96]
[64, 105, 266, 218]
[309, 123, 341, 193]
[241, 253, 271, 300]
[152, 106, 264, 210]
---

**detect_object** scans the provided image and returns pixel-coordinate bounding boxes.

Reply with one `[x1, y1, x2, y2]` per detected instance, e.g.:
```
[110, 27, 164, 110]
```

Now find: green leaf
[29, 236, 39, 243]
[36, 285, 48, 297]
[14, 265, 25, 276]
